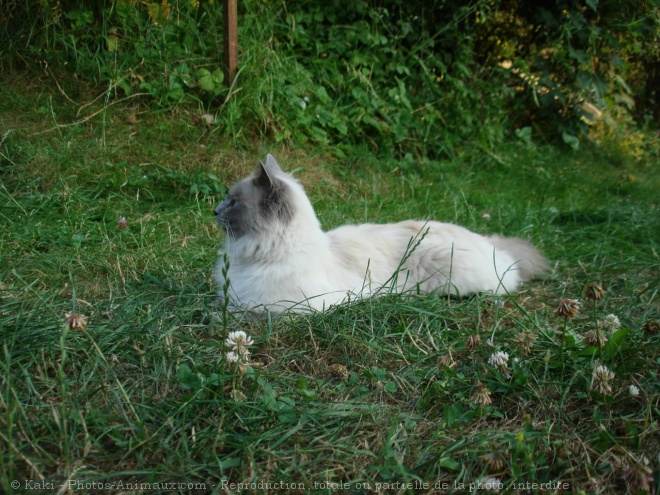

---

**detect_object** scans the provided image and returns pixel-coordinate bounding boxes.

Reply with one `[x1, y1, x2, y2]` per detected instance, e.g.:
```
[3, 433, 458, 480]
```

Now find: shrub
[1, 0, 657, 159]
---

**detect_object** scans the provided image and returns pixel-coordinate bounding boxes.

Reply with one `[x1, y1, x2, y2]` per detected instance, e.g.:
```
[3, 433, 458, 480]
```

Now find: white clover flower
[599, 314, 621, 332]
[225, 330, 254, 354]
[583, 327, 608, 347]
[555, 298, 580, 319]
[591, 363, 615, 395]
[64, 312, 88, 331]
[488, 351, 510, 372]
[226, 351, 240, 364]
[629, 385, 640, 397]
[480, 477, 502, 492]
[471, 381, 492, 406]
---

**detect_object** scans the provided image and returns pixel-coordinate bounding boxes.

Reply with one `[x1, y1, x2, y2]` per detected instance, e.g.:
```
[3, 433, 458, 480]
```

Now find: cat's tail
[487, 235, 550, 282]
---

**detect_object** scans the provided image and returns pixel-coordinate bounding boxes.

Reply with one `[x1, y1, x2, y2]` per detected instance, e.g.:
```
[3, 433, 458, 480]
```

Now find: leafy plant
[3, 0, 656, 160]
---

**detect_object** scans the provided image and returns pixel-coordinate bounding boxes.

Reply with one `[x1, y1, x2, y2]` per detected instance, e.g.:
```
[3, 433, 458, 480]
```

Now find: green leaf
[211, 68, 224, 86]
[207, 373, 221, 386]
[515, 126, 533, 147]
[296, 378, 318, 399]
[277, 396, 297, 422]
[106, 36, 119, 52]
[384, 381, 397, 393]
[196, 69, 215, 92]
[177, 364, 201, 390]
[362, 113, 384, 131]
[604, 327, 631, 359]
[568, 47, 589, 64]
[438, 456, 461, 471]
[443, 403, 464, 427]
[562, 132, 580, 151]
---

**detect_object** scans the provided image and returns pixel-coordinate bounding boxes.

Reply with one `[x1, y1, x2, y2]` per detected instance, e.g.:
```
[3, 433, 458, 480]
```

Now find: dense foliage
[1, 0, 658, 158]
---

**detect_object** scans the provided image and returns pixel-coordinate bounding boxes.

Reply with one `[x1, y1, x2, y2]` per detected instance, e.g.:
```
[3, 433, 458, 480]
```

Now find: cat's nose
[214, 205, 221, 216]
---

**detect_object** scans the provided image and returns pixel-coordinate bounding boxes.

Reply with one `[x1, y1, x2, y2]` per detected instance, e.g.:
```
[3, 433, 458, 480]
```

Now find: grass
[1, 73, 659, 495]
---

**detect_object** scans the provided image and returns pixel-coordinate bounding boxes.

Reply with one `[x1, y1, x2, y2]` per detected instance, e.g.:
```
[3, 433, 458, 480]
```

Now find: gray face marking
[214, 159, 294, 239]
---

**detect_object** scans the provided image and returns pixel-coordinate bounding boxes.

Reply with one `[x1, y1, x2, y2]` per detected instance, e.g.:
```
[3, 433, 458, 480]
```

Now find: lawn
[1, 73, 659, 495]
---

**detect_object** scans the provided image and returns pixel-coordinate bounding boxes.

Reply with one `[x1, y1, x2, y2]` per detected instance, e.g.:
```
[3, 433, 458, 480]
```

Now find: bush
[1, 0, 657, 160]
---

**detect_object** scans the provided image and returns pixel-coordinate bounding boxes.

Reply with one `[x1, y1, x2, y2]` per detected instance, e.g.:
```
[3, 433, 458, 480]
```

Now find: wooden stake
[223, 0, 238, 86]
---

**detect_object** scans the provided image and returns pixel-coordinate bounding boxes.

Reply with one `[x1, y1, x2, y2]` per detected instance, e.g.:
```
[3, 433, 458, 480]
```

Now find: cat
[215, 154, 549, 313]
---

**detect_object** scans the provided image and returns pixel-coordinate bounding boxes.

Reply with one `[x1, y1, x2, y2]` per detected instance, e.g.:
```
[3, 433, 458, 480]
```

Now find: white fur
[216, 157, 545, 313]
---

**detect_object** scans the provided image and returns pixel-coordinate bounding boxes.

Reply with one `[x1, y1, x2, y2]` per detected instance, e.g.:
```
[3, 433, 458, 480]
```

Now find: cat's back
[326, 219, 525, 294]
[326, 219, 480, 271]
[329, 219, 481, 248]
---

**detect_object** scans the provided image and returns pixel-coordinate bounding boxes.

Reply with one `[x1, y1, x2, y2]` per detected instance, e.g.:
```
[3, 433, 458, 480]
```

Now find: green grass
[1, 75, 659, 495]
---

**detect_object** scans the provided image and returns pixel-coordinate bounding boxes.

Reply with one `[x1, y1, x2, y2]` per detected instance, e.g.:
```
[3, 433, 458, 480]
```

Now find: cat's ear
[264, 154, 282, 175]
[255, 154, 282, 190]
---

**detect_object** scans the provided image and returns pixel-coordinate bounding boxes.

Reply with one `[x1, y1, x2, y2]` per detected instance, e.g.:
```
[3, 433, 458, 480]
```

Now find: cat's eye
[226, 198, 237, 207]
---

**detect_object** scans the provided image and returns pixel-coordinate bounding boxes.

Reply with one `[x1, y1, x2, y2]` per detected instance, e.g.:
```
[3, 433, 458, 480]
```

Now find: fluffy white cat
[215, 154, 548, 313]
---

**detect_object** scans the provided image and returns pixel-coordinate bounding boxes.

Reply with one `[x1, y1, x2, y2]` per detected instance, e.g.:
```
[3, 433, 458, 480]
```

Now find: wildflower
[482, 212, 492, 220]
[488, 351, 510, 376]
[555, 298, 580, 319]
[590, 363, 615, 395]
[488, 351, 509, 369]
[599, 314, 621, 332]
[437, 354, 455, 368]
[628, 385, 640, 397]
[64, 312, 88, 331]
[482, 452, 506, 471]
[584, 283, 605, 301]
[225, 330, 254, 355]
[480, 477, 502, 492]
[226, 351, 240, 364]
[622, 456, 654, 494]
[118, 216, 127, 229]
[512, 329, 536, 355]
[583, 327, 608, 348]
[471, 381, 493, 406]
[466, 333, 481, 349]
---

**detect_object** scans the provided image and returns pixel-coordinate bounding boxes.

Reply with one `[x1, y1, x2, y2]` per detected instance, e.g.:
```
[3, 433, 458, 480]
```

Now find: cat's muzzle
[214, 204, 230, 231]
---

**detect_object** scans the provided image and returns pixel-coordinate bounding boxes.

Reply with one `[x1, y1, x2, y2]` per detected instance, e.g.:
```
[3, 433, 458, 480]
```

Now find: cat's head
[214, 154, 308, 239]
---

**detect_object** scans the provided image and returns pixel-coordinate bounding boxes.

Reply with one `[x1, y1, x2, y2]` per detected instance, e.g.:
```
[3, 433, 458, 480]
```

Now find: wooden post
[223, 0, 238, 86]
